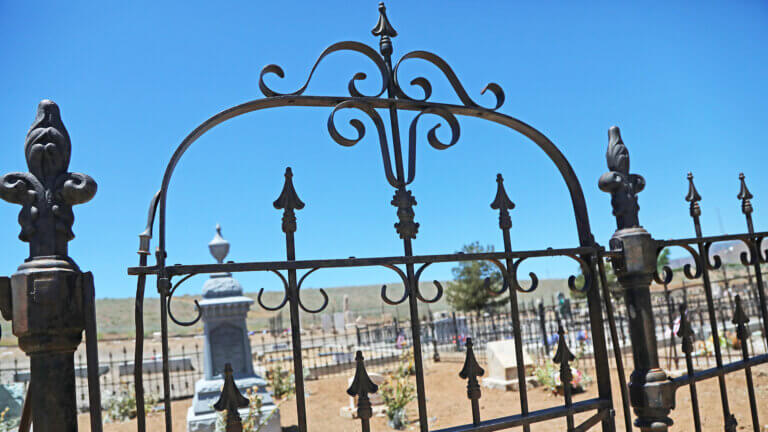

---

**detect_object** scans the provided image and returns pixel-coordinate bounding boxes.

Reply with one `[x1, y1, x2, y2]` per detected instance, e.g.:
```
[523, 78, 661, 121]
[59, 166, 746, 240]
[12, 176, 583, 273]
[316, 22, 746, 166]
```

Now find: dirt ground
[81, 361, 768, 432]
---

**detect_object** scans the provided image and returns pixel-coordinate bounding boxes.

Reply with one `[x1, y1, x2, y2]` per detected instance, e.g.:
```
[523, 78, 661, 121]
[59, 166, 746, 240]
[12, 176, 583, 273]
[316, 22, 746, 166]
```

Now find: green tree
[657, 248, 670, 274]
[446, 242, 505, 312]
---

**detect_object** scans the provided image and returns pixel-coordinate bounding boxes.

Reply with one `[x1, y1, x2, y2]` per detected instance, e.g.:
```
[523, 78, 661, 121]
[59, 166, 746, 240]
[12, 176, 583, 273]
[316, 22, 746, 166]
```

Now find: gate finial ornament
[598, 126, 645, 230]
[685, 172, 702, 218]
[0, 100, 97, 257]
[490, 173, 515, 230]
[372, 2, 397, 57]
[737, 173, 753, 215]
[273, 167, 305, 234]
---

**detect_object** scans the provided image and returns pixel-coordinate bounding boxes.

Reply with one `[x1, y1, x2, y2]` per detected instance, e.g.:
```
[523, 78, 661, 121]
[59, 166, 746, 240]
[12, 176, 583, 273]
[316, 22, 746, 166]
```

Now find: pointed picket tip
[371, 2, 397, 38]
[738, 173, 754, 216]
[490, 174, 515, 211]
[685, 172, 702, 204]
[459, 338, 485, 380]
[273, 167, 305, 211]
[676, 304, 694, 339]
[552, 325, 575, 365]
[677, 303, 695, 353]
[732, 295, 750, 326]
[347, 351, 378, 397]
[738, 173, 753, 201]
[213, 363, 249, 412]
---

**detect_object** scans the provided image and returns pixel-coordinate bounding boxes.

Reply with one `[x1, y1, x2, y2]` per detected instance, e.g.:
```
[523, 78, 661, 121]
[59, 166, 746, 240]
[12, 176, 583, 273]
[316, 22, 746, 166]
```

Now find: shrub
[394, 350, 415, 377]
[103, 385, 157, 423]
[215, 387, 281, 432]
[0, 407, 18, 432]
[380, 375, 415, 430]
[266, 365, 294, 400]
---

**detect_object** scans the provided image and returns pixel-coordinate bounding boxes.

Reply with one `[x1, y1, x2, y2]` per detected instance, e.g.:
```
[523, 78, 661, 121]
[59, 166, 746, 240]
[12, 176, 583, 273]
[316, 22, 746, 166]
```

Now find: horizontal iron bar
[671, 353, 768, 390]
[431, 399, 611, 432]
[657, 231, 768, 248]
[574, 408, 611, 432]
[127, 246, 600, 276]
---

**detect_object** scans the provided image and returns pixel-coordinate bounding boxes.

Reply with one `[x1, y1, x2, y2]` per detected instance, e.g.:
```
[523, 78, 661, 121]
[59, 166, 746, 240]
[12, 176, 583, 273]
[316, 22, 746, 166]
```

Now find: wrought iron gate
[1, 3, 766, 432]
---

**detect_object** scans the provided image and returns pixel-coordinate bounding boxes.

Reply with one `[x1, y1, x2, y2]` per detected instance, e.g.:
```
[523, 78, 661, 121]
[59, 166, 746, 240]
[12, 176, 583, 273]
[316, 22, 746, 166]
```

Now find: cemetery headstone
[482, 339, 537, 391]
[187, 226, 280, 432]
[334, 312, 346, 333]
[322, 314, 333, 333]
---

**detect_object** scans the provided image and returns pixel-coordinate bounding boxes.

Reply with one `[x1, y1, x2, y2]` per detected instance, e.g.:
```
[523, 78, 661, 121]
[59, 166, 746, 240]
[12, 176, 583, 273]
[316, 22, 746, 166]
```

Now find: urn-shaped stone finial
[209, 224, 230, 264]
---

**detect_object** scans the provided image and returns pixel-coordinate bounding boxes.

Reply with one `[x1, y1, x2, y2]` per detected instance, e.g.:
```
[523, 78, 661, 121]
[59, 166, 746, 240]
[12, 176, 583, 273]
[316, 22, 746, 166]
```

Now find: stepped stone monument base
[187, 375, 280, 432]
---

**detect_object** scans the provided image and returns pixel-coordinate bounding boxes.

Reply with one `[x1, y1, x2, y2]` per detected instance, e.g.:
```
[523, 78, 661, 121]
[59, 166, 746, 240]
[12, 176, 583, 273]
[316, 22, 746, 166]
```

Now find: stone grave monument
[187, 225, 280, 432]
[481, 339, 537, 391]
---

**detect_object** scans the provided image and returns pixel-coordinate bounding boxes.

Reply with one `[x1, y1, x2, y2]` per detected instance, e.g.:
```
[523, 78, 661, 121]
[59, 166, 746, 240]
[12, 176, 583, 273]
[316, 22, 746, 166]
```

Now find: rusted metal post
[599, 126, 674, 431]
[0, 100, 98, 431]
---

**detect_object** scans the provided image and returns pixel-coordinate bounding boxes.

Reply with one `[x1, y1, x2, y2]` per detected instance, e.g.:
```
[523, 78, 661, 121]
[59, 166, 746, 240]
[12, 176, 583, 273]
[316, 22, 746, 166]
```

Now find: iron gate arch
[5, 2, 765, 432]
[128, 3, 625, 432]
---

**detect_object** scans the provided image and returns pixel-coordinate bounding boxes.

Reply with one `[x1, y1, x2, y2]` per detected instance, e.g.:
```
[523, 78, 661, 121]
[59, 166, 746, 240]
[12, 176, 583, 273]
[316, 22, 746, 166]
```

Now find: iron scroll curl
[259, 41, 389, 98]
[393, 50, 505, 110]
[166, 274, 202, 327]
[255, 269, 331, 314]
[256, 270, 290, 311]
[653, 244, 703, 285]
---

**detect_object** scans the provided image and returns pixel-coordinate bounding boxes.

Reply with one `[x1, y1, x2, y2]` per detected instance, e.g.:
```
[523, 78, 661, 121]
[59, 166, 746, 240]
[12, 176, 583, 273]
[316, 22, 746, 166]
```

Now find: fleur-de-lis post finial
[0, 100, 97, 258]
[459, 338, 485, 424]
[347, 351, 379, 428]
[737, 173, 753, 216]
[490, 174, 515, 231]
[371, 2, 397, 58]
[273, 167, 305, 233]
[598, 126, 645, 230]
[213, 363, 249, 432]
[677, 303, 695, 354]
[685, 172, 702, 218]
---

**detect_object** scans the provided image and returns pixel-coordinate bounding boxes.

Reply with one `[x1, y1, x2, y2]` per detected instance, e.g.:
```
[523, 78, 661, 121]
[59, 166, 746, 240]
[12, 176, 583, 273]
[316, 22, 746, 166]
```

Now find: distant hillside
[0, 278, 572, 342]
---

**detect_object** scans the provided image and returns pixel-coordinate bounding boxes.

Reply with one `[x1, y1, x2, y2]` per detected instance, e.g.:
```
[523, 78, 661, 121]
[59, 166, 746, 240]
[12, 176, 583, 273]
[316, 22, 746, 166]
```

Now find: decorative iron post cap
[685, 172, 702, 218]
[273, 167, 305, 234]
[490, 173, 515, 230]
[598, 126, 645, 230]
[347, 351, 379, 397]
[458, 337, 485, 381]
[0, 100, 97, 258]
[209, 224, 230, 264]
[737, 173, 753, 215]
[371, 2, 397, 57]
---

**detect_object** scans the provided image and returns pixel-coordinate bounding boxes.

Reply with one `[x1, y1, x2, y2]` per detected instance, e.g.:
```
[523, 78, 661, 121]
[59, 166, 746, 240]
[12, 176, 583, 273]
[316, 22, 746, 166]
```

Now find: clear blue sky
[1, 1, 766, 299]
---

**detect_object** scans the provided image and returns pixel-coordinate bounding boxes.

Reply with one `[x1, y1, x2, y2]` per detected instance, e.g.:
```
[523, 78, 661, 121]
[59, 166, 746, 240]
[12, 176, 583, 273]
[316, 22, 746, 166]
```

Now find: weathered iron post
[0, 100, 97, 431]
[599, 126, 673, 431]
